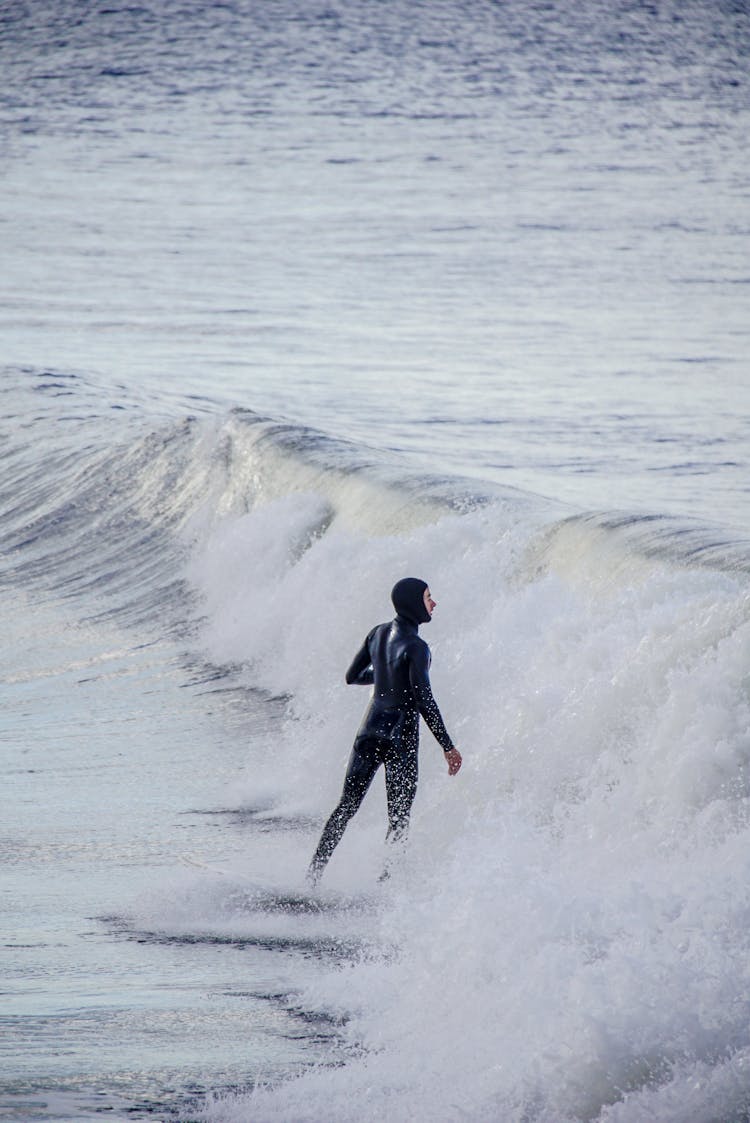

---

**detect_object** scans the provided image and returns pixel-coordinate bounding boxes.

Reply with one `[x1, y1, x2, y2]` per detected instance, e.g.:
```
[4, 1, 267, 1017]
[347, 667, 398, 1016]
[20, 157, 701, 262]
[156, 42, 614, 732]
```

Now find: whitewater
[3, 369, 750, 1122]
[2, 1, 750, 1121]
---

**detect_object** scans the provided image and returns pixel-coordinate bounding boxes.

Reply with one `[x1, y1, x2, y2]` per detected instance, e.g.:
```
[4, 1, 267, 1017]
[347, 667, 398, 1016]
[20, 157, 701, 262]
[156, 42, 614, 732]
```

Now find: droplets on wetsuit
[308, 577, 454, 883]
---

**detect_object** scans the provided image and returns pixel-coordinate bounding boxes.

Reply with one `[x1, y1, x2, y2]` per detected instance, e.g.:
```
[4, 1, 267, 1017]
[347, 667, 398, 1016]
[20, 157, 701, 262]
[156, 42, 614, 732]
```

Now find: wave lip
[0, 386, 547, 631]
[530, 509, 750, 584]
[3, 377, 750, 640]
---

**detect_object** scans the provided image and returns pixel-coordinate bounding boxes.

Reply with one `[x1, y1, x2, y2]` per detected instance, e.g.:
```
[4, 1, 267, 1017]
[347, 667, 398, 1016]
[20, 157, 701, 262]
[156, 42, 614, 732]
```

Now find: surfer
[308, 578, 462, 885]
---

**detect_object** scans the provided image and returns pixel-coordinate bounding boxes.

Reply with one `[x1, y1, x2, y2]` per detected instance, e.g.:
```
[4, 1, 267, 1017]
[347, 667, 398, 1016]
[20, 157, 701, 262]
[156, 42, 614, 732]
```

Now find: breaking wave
[5, 370, 750, 1122]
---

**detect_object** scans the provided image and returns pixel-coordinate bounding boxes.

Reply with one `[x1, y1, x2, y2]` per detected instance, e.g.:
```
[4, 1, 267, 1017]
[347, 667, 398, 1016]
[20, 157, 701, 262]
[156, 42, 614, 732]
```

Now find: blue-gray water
[2, 2, 750, 1121]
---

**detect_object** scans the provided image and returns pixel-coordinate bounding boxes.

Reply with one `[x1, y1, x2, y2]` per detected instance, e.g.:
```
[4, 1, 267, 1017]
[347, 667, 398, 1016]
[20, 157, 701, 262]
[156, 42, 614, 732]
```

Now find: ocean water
[2, 1, 750, 1121]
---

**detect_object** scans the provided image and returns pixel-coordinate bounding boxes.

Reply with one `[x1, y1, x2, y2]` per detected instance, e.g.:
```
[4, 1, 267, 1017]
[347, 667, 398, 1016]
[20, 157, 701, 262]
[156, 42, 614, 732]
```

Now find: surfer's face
[423, 588, 436, 617]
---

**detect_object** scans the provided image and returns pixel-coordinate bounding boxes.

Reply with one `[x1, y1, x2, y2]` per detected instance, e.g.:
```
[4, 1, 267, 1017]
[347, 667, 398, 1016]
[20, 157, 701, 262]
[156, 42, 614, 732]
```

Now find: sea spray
[183, 483, 750, 1121]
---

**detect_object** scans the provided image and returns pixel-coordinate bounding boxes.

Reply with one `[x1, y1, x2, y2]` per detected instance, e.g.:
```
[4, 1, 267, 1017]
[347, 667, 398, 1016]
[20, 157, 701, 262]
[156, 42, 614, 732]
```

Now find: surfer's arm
[345, 632, 375, 686]
[408, 641, 456, 755]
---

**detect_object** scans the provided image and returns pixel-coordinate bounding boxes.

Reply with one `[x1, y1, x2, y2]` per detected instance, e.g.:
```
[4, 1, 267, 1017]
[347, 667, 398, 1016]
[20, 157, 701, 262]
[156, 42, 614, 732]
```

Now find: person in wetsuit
[308, 577, 462, 884]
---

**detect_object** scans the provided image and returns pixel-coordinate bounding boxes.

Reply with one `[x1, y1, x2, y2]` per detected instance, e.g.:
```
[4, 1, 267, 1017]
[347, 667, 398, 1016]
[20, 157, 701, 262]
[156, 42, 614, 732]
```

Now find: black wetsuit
[309, 578, 455, 880]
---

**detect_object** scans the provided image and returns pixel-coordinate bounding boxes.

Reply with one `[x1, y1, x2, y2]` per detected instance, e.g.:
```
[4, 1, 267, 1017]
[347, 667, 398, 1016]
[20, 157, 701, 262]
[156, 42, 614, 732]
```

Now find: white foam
[184, 491, 750, 1121]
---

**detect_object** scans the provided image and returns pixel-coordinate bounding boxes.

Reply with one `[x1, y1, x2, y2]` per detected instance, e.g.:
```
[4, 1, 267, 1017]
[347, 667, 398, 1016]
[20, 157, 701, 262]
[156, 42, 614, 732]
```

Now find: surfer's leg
[383, 742, 418, 847]
[308, 738, 381, 883]
[378, 744, 418, 882]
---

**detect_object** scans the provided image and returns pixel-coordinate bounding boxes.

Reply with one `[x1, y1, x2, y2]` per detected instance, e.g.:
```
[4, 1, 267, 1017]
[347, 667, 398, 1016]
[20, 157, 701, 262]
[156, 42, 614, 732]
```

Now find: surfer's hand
[445, 747, 462, 776]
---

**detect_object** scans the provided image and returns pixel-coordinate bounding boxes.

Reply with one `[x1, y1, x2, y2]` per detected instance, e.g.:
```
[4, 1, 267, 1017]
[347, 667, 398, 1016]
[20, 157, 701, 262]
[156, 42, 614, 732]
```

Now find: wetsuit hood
[391, 577, 431, 626]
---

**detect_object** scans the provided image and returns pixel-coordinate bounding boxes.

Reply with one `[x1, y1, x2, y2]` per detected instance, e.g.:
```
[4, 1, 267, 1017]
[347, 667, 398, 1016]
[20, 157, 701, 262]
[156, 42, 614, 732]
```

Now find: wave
[6, 372, 750, 1120]
[2, 372, 748, 634]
